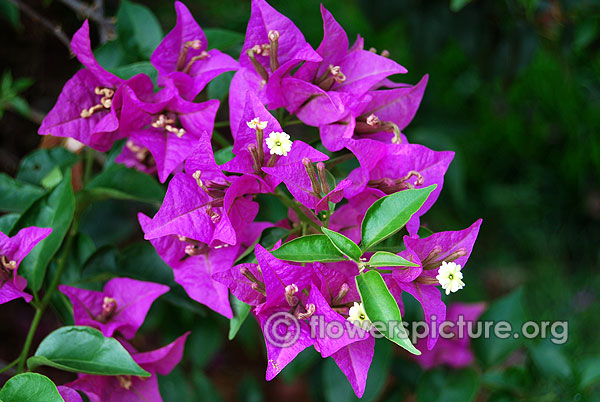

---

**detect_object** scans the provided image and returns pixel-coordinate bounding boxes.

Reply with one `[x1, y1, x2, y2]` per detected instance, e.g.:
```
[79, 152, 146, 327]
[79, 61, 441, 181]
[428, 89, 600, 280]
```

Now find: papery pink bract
[59, 278, 169, 339]
[0, 227, 52, 304]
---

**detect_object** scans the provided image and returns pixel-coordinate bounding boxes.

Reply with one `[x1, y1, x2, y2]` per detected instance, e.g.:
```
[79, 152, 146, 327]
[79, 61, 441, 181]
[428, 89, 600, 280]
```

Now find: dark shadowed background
[1, 0, 599, 400]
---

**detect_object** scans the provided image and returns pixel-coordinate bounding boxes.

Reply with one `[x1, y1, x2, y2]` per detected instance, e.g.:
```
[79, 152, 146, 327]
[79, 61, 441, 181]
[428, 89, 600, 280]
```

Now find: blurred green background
[1, 0, 599, 400]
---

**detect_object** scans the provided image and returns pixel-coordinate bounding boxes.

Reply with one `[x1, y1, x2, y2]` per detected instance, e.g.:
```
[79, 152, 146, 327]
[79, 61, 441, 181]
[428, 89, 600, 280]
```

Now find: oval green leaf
[321, 227, 362, 261]
[0, 373, 64, 402]
[360, 185, 436, 251]
[229, 294, 250, 340]
[28, 326, 150, 377]
[355, 270, 420, 355]
[368, 251, 420, 268]
[0, 173, 45, 213]
[271, 235, 346, 263]
[85, 164, 165, 204]
[10, 169, 75, 291]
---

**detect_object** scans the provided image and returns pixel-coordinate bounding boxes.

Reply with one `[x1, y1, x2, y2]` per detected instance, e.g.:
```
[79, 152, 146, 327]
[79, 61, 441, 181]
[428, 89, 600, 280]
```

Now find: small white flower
[246, 117, 268, 130]
[266, 131, 293, 156]
[436, 261, 465, 295]
[347, 302, 372, 330]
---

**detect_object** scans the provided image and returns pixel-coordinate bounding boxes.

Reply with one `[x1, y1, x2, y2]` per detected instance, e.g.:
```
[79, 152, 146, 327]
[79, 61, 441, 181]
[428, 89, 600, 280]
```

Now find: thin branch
[58, 0, 114, 43]
[8, 0, 71, 51]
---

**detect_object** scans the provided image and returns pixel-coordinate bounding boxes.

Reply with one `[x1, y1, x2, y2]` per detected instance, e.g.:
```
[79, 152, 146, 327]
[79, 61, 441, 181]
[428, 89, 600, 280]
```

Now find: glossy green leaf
[368, 251, 419, 268]
[0, 373, 64, 402]
[10, 169, 75, 291]
[0, 213, 19, 233]
[321, 227, 362, 261]
[355, 270, 420, 355]
[28, 326, 150, 376]
[0, 173, 45, 213]
[85, 164, 165, 204]
[271, 235, 346, 263]
[360, 185, 436, 251]
[40, 166, 63, 190]
[16, 148, 78, 186]
[229, 294, 250, 340]
[116, 0, 163, 58]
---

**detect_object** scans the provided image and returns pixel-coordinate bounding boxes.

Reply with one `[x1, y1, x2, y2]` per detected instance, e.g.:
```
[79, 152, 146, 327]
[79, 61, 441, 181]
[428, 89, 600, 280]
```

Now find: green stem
[0, 358, 19, 375]
[15, 220, 79, 373]
[283, 119, 303, 127]
[274, 189, 321, 231]
[16, 308, 43, 373]
[213, 121, 230, 128]
[212, 130, 231, 148]
[83, 147, 95, 186]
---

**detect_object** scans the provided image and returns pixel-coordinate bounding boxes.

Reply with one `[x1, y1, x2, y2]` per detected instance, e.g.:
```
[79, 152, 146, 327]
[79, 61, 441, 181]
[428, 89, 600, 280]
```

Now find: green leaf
[528, 341, 572, 379]
[0, 173, 45, 213]
[111, 61, 157, 82]
[40, 167, 63, 190]
[368, 251, 419, 268]
[321, 227, 362, 261]
[416, 368, 480, 402]
[578, 356, 600, 389]
[360, 185, 436, 251]
[450, 0, 474, 12]
[204, 28, 244, 55]
[214, 145, 235, 165]
[0, 373, 64, 402]
[94, 40, 129, 69]
[116, 0, 163, 59]
[472, 288, 527, 367]
[28, 326, 150, 376]
[0, 0, 20, 31]
[207, 71, 235, 101]
[9, 96, 30, 117]
[355, 270, 420, 355]
[85, 164, 165, 204]
[271, 234, 346, 263]
[10, 169, 75, 291]
[229, 294, 250, 340]
[0, 213, 19, 233]
[16, 148, 78, 186]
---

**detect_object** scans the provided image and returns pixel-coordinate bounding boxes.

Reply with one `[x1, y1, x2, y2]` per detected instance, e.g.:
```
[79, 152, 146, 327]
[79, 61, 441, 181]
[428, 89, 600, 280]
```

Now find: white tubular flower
[246, 117, 268, 130]
[347, 302, 372, 330]
[266, 131, 293, 156]
[436, 261, 465, 295]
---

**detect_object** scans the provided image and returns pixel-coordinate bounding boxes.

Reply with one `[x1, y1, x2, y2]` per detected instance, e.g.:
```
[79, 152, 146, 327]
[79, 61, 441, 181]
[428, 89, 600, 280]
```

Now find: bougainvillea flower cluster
[35, 0, 484, 399]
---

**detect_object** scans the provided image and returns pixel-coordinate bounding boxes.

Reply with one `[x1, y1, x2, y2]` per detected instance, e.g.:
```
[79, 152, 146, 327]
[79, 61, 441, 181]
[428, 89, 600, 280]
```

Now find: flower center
[151, 114, 186, 138]
[247, 30, 281, 81]
[315, 64, 347, 91]
[118, 375, 133, 390]
[355, 113, 404, 143]
[96, 296, 118, 323]
[80, 87, 114, 118]
[176, 40, 210, 73]
[367, 170, 425, 194]
[0, 255, 17, 284]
